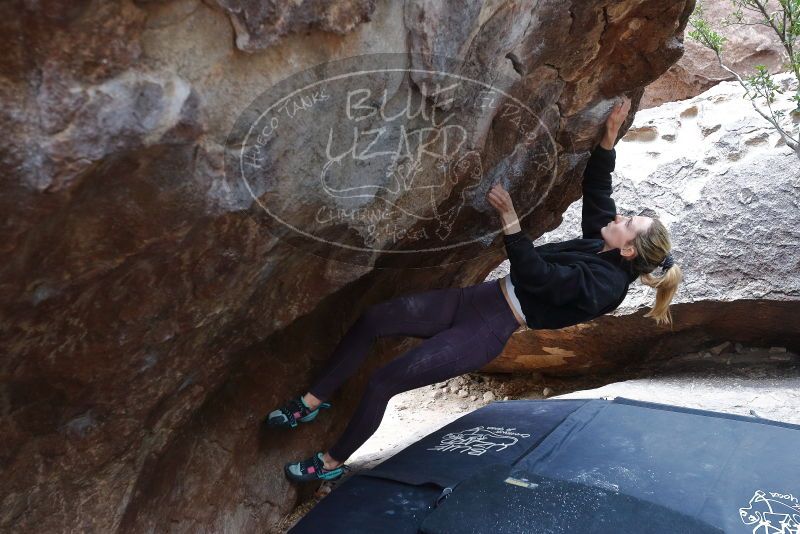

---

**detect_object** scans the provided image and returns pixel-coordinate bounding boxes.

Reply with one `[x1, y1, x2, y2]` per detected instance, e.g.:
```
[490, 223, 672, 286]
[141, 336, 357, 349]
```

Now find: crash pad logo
[739, 489, 800, 533]
[426, 425, 531, 456]
[226, 52, 557, 267]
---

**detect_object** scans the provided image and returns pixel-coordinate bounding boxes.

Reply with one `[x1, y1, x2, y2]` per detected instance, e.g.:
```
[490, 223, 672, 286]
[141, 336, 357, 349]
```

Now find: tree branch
[715, 53, 799, 151]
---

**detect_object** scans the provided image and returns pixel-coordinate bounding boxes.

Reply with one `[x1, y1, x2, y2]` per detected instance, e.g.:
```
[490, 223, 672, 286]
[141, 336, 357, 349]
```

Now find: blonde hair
[629, 218, 683, 327]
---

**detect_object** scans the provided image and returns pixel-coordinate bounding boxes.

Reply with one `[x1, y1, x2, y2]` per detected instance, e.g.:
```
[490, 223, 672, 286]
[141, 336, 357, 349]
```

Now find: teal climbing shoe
[284, 452, 349, 482]
[266, 396, 331, 429]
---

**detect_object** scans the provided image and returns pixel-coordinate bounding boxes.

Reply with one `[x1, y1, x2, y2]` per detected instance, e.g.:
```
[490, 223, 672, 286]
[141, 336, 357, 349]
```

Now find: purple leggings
[307, 279, 522, 462]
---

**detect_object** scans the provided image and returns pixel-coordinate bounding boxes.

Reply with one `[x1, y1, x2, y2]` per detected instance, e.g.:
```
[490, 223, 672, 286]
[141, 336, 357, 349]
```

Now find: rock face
[640, 0, 788, 109]
[215, 0, 377, 52]
[0, 1, 694, 532]
[486, 73, 800, 375]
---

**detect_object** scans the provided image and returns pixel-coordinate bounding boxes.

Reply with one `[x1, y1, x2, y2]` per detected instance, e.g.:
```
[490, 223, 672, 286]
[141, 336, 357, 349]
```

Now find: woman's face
[601, 213, 653, 258]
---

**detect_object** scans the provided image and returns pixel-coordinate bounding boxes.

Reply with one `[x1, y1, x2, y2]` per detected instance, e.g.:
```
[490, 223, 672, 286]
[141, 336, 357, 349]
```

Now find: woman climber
[270, 95, 684, 483]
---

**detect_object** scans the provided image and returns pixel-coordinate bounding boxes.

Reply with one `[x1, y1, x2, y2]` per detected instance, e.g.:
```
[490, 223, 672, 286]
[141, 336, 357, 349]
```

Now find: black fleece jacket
[502, 145, 638, 330]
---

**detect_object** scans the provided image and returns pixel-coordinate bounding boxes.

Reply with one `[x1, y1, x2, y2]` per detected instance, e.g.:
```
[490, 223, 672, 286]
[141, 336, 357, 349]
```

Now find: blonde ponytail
[630, 218, 683, 328]
[640, 264, 683, 327]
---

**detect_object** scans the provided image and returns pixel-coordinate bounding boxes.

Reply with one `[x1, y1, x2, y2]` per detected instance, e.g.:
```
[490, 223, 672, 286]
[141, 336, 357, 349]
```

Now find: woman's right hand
[488, 183, 522, 235]
[488, 183, 515, 217]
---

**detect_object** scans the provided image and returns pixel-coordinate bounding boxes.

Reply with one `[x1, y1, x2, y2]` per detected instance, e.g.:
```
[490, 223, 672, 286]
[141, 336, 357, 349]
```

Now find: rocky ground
[276, 342, 800, 532]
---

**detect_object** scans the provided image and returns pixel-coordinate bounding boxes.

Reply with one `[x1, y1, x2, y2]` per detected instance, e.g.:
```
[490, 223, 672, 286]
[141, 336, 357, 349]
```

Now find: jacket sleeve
[503, 230, 622, 314]
[581, 145, 618, 240]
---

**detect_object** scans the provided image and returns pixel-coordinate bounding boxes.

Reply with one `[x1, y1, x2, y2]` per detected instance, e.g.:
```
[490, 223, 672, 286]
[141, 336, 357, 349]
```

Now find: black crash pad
[515, 397, 800, 533]
[290, 397, 800, 533]
[361, 399, 589, 487]
[288, 475, 441, 534]
[419, 463, 724, 534]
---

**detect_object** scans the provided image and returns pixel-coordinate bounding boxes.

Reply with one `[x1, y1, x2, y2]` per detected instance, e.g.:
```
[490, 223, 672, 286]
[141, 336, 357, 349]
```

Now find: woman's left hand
[606, 95, 631, 139]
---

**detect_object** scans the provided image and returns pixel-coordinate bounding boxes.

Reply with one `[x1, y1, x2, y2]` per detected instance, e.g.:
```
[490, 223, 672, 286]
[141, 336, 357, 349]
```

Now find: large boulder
[553, 346, 800, 425]
[486, 72, 800, 375]
[0, 0, 694, 531]
[641, 0, 788, 109]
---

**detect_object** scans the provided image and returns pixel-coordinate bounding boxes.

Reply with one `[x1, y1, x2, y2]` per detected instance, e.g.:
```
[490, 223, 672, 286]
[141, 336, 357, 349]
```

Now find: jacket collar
[536, 238, 639, 283]
[599, 247, 638, 283]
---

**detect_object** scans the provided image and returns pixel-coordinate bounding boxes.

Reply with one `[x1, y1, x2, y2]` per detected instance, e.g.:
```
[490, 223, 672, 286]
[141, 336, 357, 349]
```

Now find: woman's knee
[363, 367, 401, 399]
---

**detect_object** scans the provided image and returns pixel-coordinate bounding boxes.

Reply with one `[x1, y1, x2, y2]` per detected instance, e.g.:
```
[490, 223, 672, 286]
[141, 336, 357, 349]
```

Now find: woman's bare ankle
[302, 392, 322, 410]
[322, 451, 342, 469]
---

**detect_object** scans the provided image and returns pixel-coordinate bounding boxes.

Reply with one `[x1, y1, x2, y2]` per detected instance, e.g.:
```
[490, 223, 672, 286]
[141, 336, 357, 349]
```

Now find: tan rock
[709, 341, 732, 355]
[642, 0, 787, 108]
